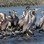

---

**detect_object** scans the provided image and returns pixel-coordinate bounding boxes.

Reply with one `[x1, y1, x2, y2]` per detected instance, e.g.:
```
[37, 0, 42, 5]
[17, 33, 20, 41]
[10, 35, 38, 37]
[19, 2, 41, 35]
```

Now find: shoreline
[0, 4, 43, 8]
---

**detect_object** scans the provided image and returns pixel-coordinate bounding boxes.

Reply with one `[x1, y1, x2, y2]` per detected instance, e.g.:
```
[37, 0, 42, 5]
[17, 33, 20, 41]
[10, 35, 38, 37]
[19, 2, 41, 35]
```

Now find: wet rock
[0, 35, 3, 39]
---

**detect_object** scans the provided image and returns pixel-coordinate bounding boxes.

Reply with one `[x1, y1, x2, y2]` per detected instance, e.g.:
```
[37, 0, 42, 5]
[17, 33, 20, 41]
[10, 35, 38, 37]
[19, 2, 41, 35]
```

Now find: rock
[0, 35, 3, 39]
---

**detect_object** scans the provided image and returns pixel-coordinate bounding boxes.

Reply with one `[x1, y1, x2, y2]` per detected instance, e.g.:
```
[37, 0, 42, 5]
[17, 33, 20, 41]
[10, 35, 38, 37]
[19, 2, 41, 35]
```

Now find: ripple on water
[0, 36, 44, 44]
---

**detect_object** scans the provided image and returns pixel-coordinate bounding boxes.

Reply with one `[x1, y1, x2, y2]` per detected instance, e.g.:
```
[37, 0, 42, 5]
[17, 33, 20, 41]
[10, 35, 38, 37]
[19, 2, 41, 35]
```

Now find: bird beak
[35, 8, 41, 12]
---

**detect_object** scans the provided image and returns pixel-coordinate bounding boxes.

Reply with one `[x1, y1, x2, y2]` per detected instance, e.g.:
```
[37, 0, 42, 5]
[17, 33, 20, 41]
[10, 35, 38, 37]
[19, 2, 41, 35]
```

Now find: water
[0, 5, 44, 44]
[0, 5, 44, 19]
[0, 36, 44, 44]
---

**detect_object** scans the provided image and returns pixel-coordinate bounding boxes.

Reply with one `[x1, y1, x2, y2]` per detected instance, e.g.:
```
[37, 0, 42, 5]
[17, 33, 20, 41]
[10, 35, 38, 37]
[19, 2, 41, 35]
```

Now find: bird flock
[0, 9, 44, 39]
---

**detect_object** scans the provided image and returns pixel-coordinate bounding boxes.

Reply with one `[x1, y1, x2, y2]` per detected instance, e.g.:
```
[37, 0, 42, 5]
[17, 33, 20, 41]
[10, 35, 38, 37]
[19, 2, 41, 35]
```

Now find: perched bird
[23, 9, 32, 32]
[0, 13, 7, 31]
[18, 10, 26, 29]
[0, 13, 5, 21]
[6, 10, 19, 31]
[36, 10, 44, 28]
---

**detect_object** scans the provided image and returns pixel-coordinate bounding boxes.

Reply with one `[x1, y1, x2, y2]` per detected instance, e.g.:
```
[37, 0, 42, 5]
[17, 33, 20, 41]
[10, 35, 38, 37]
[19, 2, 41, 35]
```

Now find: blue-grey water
[0, 5, 44, 19]
[0, 5, 44, 44]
